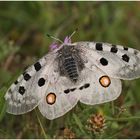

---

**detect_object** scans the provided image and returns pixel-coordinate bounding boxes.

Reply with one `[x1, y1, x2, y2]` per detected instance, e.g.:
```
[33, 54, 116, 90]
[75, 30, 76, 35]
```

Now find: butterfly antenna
[46, 34, 63, 43]
[69, 28, 78, 39]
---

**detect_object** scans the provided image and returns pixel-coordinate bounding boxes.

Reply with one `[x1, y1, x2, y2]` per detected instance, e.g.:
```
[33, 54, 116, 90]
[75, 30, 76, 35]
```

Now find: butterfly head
[49, 36, 72, 51]
[58, 44, 78, 58]
[48, 29, 77, 51]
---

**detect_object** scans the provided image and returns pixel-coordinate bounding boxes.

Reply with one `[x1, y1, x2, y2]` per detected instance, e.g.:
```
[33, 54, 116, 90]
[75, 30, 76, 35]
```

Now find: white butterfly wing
[5, 53, 56, 114]
[79, 65, 122, 105]
[38, 67, 80, 120]
[6, 40, 139, 119]
[76, 42, 140, 80]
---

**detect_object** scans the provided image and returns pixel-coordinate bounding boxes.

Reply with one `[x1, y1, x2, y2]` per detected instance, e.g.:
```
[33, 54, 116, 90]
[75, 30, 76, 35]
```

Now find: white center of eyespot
[99, 75, 111, 88]
[46, 92, 56, 105]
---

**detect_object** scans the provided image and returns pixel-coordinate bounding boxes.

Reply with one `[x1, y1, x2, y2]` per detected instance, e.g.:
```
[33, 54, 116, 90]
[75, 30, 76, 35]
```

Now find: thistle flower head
[87, 113, 106, 133]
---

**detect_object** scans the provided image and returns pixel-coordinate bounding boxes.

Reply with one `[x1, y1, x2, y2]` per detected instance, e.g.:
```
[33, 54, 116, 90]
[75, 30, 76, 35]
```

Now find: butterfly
[4, 33, 140, 120]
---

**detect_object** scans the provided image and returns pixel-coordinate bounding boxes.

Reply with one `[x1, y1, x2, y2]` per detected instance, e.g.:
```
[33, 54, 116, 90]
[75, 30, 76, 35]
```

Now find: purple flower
[64, 36, 71, 44]
[49, 43, 58, 51]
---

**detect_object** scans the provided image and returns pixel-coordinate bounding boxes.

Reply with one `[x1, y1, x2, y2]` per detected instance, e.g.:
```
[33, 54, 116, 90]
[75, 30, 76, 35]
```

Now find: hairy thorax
[57, 45, 84, 83]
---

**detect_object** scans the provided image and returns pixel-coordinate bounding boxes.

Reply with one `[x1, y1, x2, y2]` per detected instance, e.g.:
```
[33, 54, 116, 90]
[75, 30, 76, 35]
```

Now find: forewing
[75, 42, 140, 80]
[5, 53, 56, 114]
[79, 65, 122, 105]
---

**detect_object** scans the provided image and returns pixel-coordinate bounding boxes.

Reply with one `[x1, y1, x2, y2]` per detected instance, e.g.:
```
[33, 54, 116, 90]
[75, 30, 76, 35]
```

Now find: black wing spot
[123, 47, 128, 51]
[64, 88, 77, 94]
[70, 88, 76, 92]
[111, 45, 118, 53]
[64, 89, 70, 94]
[79, 86, 84, 90]
[38, 78, 45, 87]
[34, 62, 41, 71]
[23, 73, 31, 81]
[19, 86, 25, 95]
[122, 54, 129, 62]
[79, 83, 90, 90]
[84, 83, 90, 88]
[95, 43, 103, 51]
[14, 80, 18, 85]
[100, 58, 108, 66]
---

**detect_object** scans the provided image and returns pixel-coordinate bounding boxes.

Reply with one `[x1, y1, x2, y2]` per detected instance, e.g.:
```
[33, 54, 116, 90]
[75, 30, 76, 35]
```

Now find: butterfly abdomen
[58, 45, 84, 82]
[64, 56, 78, 82]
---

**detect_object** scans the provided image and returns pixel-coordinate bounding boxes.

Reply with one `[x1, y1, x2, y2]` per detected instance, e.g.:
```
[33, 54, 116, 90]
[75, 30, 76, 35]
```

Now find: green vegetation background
[0, 1, 140, 139]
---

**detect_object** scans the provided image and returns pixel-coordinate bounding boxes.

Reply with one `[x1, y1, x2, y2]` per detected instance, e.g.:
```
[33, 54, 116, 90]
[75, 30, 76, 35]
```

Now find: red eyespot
[99, 76, 111, 88]
[46, 92, 56, 105]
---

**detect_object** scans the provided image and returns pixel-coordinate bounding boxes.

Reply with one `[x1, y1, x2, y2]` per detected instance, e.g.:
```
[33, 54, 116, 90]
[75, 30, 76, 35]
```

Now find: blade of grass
[35, 110, 48, 139]
[72, 113, 87, 135]
[106, 116, 140, 121]
[111, 101, 115, 115]
[0, 87, 7, 122]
